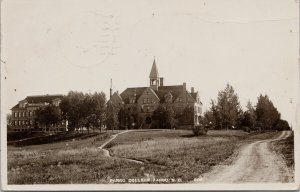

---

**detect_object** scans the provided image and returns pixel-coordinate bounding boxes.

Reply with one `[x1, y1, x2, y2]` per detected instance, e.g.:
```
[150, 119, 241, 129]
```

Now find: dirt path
[195, 131, 293, 183]
[98, 130, 144, 164]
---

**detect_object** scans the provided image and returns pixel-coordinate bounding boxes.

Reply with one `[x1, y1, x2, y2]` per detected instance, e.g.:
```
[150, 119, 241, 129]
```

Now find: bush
[192, 125, 208, 136]
[242, 126, 251, 133]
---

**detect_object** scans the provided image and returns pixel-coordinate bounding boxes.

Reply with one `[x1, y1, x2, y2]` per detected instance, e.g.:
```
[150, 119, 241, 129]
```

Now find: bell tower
[149, 58, 159, 91]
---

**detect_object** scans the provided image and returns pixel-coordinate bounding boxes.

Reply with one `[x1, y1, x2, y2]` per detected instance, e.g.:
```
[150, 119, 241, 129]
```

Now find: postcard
[1, 0, 299, 190]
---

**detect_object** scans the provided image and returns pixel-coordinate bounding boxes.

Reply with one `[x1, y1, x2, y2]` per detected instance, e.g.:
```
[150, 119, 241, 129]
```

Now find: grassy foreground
[270, 132, 294, 169]
[7, 129, 279, 184]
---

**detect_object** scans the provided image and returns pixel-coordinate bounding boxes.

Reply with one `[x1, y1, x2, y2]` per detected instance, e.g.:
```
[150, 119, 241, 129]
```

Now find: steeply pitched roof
[11, 94, 64, 110]
[120, 87, 147, 103]
[156, 85, 183, 102]
[190, 92, 198, 100]
[112, 92, 123, 100]
[149, 59, 159, 79]
[120, 85, 201, 104]
[11, 104, 20, 110]
[25, 95, 64, 103]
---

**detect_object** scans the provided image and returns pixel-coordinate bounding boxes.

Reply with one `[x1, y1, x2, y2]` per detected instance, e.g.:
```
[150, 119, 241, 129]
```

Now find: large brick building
[10, 94, 67, 132]
[109, 59, 203, 129]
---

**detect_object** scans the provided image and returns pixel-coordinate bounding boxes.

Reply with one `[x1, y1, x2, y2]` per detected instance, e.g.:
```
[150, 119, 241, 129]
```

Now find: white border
[1, 0, 300, 190]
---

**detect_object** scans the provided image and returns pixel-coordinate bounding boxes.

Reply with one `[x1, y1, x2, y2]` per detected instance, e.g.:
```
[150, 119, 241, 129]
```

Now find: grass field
[8, 129, 280, 184]
[270, 132, 294, 169]
[107, 129, 248, 182]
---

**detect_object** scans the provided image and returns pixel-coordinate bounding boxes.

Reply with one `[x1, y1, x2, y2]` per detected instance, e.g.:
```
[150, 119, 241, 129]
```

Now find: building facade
[109, 59, 203, 129]
[10, 94, 67, 132]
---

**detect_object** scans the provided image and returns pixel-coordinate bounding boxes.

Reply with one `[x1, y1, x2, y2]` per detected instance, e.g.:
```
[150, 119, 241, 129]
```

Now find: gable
[120, 87, 147, 104]
[156, 85, 183, 102]
[110, 92, 123, 106]
[186, 91, 196, 103]
[137, 88, 160, 104]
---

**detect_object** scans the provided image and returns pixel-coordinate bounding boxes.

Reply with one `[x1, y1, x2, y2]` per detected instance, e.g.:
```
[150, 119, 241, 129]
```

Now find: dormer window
[164, 92, 173, 103]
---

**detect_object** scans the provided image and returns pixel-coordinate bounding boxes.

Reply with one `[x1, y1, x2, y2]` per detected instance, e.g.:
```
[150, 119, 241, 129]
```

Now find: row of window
[13, 120, 34, 126]
[143, 98, 154, 104]
[129, 99, 135, 104]
[13, 128, 28, 132]
[129, 97, 197, 104]
[13, 111, 35, 118]
[13, 120, 65, 126]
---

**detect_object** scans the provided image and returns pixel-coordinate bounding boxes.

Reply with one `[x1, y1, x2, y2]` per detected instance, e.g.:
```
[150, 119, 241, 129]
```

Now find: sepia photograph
[1, 0, 299, 190]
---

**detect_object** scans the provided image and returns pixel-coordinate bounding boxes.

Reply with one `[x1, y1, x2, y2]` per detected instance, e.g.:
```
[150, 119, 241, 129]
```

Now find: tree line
[35, 91, 106, 132]
[19, 90, 193, 132]
[10, 84, 291, 132]
[203, 83, 291, 131]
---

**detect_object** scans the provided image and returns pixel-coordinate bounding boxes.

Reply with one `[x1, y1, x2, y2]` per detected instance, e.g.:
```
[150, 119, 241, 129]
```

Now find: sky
[1, 0, 299, 128]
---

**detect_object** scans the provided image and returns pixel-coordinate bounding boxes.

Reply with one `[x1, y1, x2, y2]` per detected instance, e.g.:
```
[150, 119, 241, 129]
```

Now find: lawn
[8, 130, 142, 184]
[270, 132, 294, 169]
[8, 129, 275, 184]
[107, 129, 248, 182]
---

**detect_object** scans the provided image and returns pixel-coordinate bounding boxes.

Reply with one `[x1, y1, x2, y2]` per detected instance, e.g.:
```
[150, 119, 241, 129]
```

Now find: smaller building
[10, 94, 67, 132]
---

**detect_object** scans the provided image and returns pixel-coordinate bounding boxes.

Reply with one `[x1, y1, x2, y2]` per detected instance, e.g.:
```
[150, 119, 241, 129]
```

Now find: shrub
[192, 125, 208, 136]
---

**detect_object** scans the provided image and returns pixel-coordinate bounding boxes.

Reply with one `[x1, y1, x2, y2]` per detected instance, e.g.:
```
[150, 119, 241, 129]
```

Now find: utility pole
[110, 78, 112, 100]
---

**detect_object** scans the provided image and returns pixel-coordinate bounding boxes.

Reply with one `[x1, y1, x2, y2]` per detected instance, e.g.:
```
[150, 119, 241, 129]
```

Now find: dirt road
[195, 131, 293, 183]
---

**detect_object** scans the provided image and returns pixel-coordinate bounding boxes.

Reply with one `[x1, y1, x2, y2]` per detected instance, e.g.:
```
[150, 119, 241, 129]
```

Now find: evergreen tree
[255, 94, 281, 131]
[216, 83, 242, 129]
[241, 101, 256, 130]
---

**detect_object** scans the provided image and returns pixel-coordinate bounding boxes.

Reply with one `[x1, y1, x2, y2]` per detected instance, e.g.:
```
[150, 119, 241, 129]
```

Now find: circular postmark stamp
[57, 12, 116, 68]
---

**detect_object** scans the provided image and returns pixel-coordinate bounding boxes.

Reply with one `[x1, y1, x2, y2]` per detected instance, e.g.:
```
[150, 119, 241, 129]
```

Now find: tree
[216, 84, 242, 129]
[275, 119, 290, 131]
[60, 91, 106, 132]
[255, 94, 280, 131]
[152, 104, 176, 129]
[35, 105, 61, 132]
[241, 101, 256, 131]
[60, 91, 85, 131]
[177, 105, 194, 126]
[106, 101, 119, 131]
[6, 114, 12, 130]
[126, 106, 139, 129]
[203, 110, 213, 126]
[210, 99, 222, 129]
[91, 92, 106, 131]
[118, 107, 127, 129]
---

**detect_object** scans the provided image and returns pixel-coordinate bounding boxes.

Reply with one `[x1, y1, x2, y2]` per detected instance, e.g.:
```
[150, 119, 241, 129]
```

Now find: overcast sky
[1, 0, 299, 128]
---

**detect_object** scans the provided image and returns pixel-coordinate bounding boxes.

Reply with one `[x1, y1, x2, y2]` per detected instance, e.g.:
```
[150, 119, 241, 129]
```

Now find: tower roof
[149, 58, 159, 79]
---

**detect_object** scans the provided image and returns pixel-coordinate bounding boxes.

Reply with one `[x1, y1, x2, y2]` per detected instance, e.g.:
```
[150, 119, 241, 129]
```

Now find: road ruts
[194, 131, 293, 183]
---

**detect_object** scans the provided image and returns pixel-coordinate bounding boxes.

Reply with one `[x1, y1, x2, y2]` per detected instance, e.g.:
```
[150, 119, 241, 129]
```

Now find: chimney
[160, 77, 164, 86]
[110, 78, 112, 99]
[191, 87, 194, 93]
[183, 82, 187, 102]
